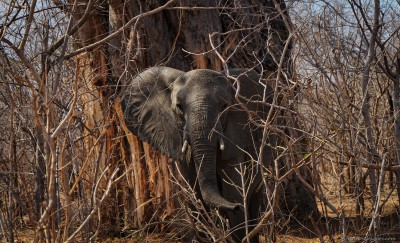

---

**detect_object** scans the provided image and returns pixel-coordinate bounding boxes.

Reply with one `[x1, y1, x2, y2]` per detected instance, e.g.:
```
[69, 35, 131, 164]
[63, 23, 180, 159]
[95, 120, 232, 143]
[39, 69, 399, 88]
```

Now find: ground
[8, 182, 400, 242]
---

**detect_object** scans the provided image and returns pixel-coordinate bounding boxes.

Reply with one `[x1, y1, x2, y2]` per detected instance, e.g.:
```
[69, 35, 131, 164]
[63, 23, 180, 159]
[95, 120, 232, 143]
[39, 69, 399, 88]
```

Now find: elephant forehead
[185, 70, 227, 85]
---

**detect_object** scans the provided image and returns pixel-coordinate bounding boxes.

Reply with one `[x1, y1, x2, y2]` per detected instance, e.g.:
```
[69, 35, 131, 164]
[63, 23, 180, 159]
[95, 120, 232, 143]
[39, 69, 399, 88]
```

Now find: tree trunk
[71, 0, 124, 234]
[74, 0, 318, 233]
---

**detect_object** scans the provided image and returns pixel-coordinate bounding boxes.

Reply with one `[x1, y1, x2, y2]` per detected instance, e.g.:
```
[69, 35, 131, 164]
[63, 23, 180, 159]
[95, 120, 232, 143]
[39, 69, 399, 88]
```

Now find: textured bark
[71, 1, 123, 232]
[393, 62, 400, 203]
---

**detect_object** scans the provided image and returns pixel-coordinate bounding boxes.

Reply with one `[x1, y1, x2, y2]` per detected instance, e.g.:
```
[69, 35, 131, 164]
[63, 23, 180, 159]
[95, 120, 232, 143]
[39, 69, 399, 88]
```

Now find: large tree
[72, 0, 318, 231]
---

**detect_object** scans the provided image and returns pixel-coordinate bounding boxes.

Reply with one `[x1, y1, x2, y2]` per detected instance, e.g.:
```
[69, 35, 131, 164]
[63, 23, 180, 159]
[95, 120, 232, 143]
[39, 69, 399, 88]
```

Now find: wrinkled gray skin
[121, 66, 273, 241]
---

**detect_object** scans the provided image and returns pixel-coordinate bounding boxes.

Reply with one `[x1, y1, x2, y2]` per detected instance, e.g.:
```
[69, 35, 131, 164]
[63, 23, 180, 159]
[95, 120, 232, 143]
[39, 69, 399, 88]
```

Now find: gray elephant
[121, 66, 274, 242]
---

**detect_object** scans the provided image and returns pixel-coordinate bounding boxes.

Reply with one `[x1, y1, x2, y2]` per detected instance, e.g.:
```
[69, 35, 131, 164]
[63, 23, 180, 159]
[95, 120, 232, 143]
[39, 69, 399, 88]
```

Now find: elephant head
[121, 66, 269, 211]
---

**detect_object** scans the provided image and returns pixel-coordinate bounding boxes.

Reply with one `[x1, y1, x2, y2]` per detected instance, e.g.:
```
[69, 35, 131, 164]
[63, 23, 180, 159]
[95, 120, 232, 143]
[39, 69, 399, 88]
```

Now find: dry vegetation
[0, 0, 399, 242]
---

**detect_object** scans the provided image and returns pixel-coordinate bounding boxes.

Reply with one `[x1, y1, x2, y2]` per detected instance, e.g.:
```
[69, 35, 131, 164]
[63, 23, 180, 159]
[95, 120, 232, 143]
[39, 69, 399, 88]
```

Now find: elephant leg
[218, 158, 260, 243]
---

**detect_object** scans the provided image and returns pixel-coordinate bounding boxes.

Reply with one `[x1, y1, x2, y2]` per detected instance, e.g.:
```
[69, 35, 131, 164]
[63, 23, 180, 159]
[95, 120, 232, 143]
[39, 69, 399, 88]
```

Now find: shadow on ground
[278, 209, 400, 242]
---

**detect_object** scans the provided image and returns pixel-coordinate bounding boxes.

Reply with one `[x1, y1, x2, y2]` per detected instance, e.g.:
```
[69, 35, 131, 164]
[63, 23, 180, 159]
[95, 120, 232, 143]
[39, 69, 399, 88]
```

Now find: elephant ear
[221, 69, 272, 161]
[121, 67, 185, 160]
[221, 108, 253, 160]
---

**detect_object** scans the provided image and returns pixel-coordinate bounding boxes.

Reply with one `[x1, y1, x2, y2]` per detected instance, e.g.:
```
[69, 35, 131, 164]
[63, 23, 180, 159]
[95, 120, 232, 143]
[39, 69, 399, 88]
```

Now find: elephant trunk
[188, 106, 240, 211]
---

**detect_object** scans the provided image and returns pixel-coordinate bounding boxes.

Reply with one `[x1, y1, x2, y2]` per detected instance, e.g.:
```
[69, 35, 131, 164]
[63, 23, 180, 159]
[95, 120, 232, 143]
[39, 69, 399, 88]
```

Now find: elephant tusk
[182, 140, 188, 153]
[219, 138, 225, 150]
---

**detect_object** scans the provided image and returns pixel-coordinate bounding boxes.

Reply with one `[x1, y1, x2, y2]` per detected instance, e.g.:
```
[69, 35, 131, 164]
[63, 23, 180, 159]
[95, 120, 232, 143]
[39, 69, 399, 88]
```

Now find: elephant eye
[176, 103, 184, 114]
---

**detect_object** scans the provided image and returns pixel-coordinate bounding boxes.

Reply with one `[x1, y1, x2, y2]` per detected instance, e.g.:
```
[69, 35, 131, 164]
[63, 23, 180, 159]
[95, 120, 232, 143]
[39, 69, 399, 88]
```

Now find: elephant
[121, 66, 274, 242]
